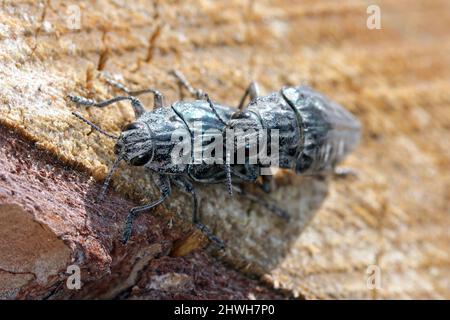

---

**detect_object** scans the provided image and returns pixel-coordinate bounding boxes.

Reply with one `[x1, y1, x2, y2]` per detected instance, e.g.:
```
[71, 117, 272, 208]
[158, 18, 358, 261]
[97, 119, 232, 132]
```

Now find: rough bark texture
[0, 0, 449, 299]
[0, 125, 285, 299]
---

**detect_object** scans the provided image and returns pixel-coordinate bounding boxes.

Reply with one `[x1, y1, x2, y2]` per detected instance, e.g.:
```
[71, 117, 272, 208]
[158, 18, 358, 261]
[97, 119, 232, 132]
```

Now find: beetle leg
[237, 81, 260, 110]
[232, 164, 273, 193]
[195, 222, 225, 250]
[171, 176, 225, 249]
[170, 69, 204, 100]
[244, 163, 259, 181]
[122, 174, 171, 244]
[260, 174, 273, 193]
[68, 94, 146, 119]
[232, 185, 290, 221]
[223, 162, 233, 195]
[102, 75, 164, 110]
[187, 164, 224, 184]
[169, 70, 228, 125]
[229, 164, 258, 182]
[203, 92, 234, 195]
[170, 176, 199, 223]
[101, 74, 131, 93]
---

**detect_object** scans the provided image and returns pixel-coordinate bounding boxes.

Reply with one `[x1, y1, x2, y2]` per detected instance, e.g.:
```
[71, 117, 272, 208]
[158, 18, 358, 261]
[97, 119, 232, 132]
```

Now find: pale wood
[0, 0, 449, 299]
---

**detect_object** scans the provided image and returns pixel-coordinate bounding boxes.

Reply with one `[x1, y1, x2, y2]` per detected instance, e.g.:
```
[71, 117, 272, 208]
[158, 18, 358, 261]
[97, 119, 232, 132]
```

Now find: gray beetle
[69, 72, 285, 246]
[226, 83, 362, 190]
[68, 71, 361, 247]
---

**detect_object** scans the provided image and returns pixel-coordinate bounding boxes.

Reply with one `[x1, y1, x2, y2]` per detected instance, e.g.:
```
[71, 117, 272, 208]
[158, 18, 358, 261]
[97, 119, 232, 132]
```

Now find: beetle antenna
[71, 111, 121, 200]
[224, 151, 233, 195]
[98, 155, 122, 201]
[204, 94, 228, 126]
[72, 112, 119, 140]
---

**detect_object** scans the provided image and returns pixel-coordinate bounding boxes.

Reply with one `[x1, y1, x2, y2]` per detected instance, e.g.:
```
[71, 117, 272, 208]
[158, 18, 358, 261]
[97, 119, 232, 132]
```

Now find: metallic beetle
[68, 72, 361, 246]
[227, 85, 361, 187]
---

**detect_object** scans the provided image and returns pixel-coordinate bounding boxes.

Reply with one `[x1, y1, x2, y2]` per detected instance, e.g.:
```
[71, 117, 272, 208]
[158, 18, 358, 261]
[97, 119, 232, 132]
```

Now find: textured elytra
[282, 87, 361, 174]
[0, 0, 448, 299]
[237, 86, 362, 174]
[71, 83, 361, 245]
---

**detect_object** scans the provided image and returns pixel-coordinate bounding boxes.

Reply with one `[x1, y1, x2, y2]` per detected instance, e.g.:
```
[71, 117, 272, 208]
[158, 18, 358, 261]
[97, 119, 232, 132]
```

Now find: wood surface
[0, 0, 449, 299]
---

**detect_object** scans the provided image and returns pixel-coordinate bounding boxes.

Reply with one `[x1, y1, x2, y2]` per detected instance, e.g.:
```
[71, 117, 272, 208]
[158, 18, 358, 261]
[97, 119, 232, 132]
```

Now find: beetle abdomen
[246, 92, 302, 169]
[281, 86, 361, 175]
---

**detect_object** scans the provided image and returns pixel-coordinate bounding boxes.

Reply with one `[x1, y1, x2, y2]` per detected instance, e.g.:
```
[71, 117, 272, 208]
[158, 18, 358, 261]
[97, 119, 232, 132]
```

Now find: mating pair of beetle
[68, 71, 361, 247]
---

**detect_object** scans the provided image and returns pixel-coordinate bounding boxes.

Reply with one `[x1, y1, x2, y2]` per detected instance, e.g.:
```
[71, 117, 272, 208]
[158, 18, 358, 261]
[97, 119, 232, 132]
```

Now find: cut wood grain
[0, 0, 449, 299]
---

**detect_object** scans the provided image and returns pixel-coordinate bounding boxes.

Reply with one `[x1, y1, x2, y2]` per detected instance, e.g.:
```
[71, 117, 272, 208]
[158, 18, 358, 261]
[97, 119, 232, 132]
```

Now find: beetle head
[115, 121, 154, 166]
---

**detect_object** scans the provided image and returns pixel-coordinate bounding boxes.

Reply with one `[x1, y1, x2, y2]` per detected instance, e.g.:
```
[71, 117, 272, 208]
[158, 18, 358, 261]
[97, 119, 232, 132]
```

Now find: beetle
[69, 71, 361, 247]
[225, 82, 362, 190]
[68, 71, 288, 246]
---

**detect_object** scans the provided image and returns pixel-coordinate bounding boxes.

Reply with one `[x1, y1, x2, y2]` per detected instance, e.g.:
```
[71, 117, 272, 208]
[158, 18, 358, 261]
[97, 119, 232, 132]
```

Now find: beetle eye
[122, 122, 144, 131]
[114, 143, 120, 155]
[231, 111, 251, 119]
[130, 153, 152, 166]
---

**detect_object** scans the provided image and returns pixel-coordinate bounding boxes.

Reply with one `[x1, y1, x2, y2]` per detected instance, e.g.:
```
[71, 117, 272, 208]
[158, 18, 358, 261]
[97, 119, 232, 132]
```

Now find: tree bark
[0, 0, 449, 299]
